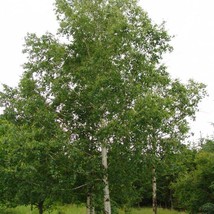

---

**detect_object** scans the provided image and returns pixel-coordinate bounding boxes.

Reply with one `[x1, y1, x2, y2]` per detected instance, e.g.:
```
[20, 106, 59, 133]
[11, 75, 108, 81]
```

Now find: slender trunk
[102, 143, 111, 214]
[86, 192, 95, 214]
[86, 193, 90, 214]
[37, 201, 44, 214]
[170, 189, 173, 210]
[152, 166, 157, 214]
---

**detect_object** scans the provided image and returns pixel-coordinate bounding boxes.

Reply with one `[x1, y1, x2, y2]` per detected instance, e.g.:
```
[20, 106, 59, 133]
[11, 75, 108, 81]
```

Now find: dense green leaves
[172, 141, 214, 213]
[0, 77, 74, 212]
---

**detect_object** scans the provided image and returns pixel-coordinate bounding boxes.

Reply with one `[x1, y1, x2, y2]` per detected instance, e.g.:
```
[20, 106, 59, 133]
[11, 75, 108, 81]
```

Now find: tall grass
[0, 205, 186, 214]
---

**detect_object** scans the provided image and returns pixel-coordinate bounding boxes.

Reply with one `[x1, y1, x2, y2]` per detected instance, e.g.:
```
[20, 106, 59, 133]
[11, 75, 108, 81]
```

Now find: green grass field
[118, 207, 186, 214]
[0, 205, 186, 214]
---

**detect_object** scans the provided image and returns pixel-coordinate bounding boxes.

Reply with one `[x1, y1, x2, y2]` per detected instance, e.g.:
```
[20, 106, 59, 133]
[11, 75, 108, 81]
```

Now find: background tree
[129, 78, 205, 213]
[172, 139, 214, 213]
[0, 76, 74, 214]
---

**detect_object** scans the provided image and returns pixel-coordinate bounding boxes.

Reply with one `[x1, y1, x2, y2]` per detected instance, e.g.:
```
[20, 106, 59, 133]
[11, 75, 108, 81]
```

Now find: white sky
[0, 0, 214, 140]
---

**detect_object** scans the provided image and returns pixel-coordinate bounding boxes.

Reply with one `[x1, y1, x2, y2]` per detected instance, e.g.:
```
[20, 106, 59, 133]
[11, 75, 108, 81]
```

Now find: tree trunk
[86, 191, 95, 214]
[37, 201, 44, 214]
[170, 189, 173, 210]
[152, 166, 157, 214]
[102, 143, 111, 214]
[86, 193, 90, 214]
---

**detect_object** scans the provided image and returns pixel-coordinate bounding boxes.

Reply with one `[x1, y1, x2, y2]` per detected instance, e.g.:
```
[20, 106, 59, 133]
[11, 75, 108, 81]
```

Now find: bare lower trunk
[170, 189, 173, 210]
[152, 166, 157, 214]
[86, 192, 95, 214]
[37, 201, 44, 214]
[102, 144, 111, 214]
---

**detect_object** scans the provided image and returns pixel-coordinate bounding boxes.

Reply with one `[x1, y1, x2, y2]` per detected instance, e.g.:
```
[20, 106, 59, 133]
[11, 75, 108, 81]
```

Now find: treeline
[0, 0, 210, 214]
[171, 139, 214, 213]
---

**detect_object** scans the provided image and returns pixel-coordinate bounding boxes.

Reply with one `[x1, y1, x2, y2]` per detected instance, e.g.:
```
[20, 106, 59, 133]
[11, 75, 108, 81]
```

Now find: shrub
[201, 203, 214, 214]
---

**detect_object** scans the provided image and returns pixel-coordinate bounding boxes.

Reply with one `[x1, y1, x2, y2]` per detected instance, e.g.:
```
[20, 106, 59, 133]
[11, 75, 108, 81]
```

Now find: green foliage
[201, 139, 214, 152]
[31, 0, 178, 210]
[0, 77, 74, 212]
[172, 146, 214, 213]
[201, 203, 214, 214]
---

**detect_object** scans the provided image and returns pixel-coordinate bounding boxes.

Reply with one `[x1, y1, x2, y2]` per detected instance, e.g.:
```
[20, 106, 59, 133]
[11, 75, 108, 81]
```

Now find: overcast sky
[0, 0, 214, 140]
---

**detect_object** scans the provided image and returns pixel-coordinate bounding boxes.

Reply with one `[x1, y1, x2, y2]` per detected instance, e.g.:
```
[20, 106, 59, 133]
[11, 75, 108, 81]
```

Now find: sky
[0, 0, 214, 140]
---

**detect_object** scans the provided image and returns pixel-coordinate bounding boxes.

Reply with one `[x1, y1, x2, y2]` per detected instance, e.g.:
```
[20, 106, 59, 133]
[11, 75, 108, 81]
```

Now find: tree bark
[86, 192, 95, 214]
[170, 189, 173, 210]
[86, 193, 90, 214]
[102, 143, 111, 214]
[152, 166, 157, 214]
[37, 201, 44, 214]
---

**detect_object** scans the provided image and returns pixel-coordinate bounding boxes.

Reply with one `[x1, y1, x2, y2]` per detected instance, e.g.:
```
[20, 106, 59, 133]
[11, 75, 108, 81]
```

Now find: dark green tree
[172, 140, 214, 213]
[0, 77, 74, 214]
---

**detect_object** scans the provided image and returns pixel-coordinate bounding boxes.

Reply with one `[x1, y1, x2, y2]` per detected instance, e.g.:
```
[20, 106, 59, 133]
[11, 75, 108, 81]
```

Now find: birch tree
[132, 79, 206, 213]
[21, 0, 174, 212]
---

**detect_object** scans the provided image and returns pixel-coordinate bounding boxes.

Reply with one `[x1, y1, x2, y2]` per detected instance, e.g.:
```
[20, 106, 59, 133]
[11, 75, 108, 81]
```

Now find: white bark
[86, 192, 95, 214]
[152, 166, 157, 214]
[86, 194, 90, 214]
[102, 144, 111, 214]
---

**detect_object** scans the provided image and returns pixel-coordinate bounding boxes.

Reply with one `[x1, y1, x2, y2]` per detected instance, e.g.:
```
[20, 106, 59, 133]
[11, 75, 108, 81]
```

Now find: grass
[0, 205, 86, 214]
[0, 205, 186, 214]
[119, 207, 186, 214]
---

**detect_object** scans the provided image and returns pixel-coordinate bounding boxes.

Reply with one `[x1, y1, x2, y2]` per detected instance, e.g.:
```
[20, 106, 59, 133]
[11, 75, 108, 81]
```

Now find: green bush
[201, 203, 214, 214]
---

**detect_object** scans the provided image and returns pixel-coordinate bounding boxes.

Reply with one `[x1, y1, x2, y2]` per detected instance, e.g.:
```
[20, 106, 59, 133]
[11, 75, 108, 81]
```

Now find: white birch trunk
[86, 192, 95, 214]
[102, 143, 111, 214]
[152, 166, 157, 214]
[86, 193, 90, 214]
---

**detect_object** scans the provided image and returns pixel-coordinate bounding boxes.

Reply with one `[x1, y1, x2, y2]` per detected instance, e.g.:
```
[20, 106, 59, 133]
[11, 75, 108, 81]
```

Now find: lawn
[0, 205, 186, 214]
[119, 207, 186, 214]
